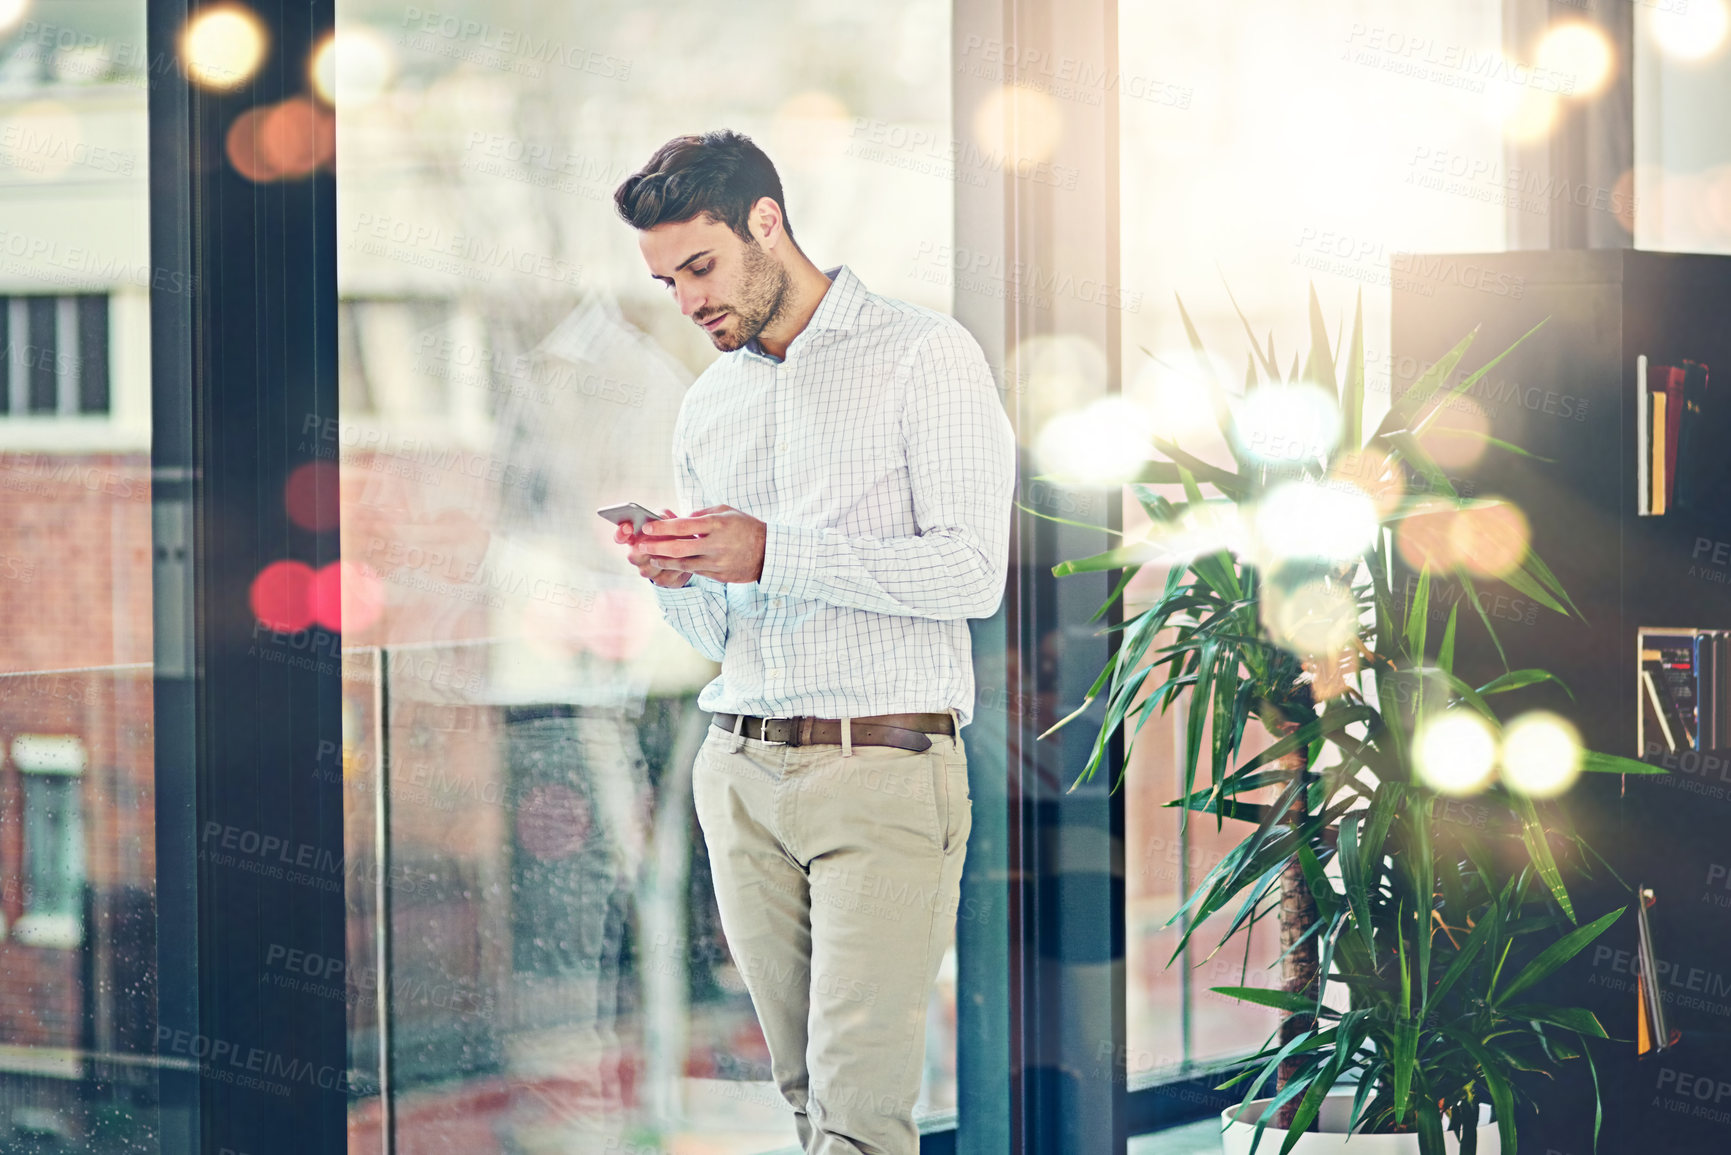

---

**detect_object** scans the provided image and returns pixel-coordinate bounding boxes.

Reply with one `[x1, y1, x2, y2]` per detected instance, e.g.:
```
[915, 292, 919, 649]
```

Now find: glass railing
[338, 639, 960, 1153]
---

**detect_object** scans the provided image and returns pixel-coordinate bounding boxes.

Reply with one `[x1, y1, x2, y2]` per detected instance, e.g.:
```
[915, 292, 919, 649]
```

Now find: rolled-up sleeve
[757, 321, 1016, 619]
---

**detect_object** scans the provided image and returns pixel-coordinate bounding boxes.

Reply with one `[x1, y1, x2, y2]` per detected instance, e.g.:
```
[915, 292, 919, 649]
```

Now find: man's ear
[752, 196, 784, 247]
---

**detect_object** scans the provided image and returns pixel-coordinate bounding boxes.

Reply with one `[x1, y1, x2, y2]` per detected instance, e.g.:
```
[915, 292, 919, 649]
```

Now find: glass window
[0, 0, 158, 1148]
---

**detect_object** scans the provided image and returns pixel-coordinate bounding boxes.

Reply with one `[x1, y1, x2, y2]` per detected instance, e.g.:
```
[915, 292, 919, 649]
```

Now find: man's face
[639, 212, 790, 352]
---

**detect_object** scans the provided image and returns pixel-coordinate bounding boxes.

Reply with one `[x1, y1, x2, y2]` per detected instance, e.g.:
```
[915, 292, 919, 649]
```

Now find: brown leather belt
[710, 712, 954, 752]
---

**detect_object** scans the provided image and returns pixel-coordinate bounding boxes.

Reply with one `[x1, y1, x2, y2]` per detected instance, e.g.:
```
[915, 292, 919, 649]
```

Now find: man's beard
[701, 239, 791, 352]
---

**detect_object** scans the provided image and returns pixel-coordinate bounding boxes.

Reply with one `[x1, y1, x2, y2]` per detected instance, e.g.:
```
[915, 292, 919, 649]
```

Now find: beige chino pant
[692, 718, 973, 1155]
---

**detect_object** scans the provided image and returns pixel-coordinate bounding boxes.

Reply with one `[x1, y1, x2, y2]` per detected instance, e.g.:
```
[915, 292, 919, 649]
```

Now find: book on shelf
[1638, 627, 1731, 757]
[1638, 357, 1714, 516]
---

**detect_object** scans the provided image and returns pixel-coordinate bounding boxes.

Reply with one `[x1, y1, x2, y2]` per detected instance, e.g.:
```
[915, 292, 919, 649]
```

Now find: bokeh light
[1253, 480, 1378, 564]
[1261, 579, 1361, 657]
[1536, 23, 1614, 98]
[1232, 383, 1341, 464]
[285, 460, 341, 531]
[972, 85, 1063, 167]
[0, 103, 80, 180]
[1415, 396, 1491, 470]
[182, 6, 268, 91]
[1414, 710, 1499, 796]
[250, 560, 315, 634]
[1394, 499, 1458, 571]
[1649, 0, 1731, 62]
[1006, 333, 1107, 447]
[0, 0, 27, 34]
[1447, 500, 1531, 578]
[1127, 352, 1234, 446]
[311, 25, 397, 107]
[1500, 711, 1583, 798]
[308, 560, 383, 633]
[260, 97, 336, 178]
[1327, 449, 1405, 516]
[1033, 396, 1154, 487]
[1485, 84, 1560, 144]
[225, 107, 275, 182]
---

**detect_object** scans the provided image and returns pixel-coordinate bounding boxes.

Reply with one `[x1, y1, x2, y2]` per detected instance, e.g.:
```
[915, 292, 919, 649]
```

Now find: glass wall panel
[1117, 0, 1511, 1080]
[0, 2, 157, 1149]
[1633, 0, 1731, 251]
[331, 0, 958, 1149]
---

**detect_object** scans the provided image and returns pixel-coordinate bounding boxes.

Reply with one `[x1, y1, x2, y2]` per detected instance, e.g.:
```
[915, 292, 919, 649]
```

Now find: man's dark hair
[613, 130, 796, 246]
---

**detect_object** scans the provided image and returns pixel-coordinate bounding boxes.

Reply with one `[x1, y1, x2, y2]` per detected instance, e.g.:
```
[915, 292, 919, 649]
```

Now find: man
[611, 129, 1015, 1155]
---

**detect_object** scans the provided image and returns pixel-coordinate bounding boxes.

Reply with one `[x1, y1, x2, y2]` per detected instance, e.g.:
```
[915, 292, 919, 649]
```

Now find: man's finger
[643, 516, 708, 538]
[643, 539, 706, 561]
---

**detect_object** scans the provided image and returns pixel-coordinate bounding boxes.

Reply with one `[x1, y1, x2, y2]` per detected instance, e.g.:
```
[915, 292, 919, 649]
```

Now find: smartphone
[597, 503, 666, 533]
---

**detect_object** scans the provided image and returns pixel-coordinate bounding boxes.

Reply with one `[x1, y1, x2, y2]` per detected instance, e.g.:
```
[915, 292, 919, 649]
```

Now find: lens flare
[1233, 383, 1341, 464]
[971, 85, 1063, 166]
[183, 6, 268, 91]
[0, 0, 28, 34]
[260, 97, 335, 178]
[285, 460, 341, 531]
[1128, 352, 1234, 446]
[311, 26, 397, 107]
[1415, 396, 1491, 470]
[308, 560, 383, 633]
[1328, 449, 1405, 516]
[1394, 500, 1458, 571]
[1649, 0, 1731, 62]
[226, 106, 276, 182]
[1254, 480, 1379, 564]
[1033, 396, 1153, 487]
[1006, 333, 1107, 447]
[1448, 501, 1531, 579]
[251, 560, 315, 634]
[1484, 83, 1559, 144]
[0, 103, 80, 179]
[1500, 711, 1583, 797]
[1261, 579, 1361, 657]
[1414, 710, 1499, 796]
[1536, 23, 1614, 97]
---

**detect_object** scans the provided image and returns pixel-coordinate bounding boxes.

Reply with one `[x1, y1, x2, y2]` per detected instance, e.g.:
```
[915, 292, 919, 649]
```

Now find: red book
[1648, 362, 1686, 511]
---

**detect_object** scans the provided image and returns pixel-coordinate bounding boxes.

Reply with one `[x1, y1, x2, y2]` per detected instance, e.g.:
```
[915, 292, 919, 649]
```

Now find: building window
[12, 734, 87, 949]
[0, 295, 111, 417]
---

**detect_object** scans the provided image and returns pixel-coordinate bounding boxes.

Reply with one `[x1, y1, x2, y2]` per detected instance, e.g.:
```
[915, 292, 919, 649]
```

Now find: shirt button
[775, 441, 787, 452]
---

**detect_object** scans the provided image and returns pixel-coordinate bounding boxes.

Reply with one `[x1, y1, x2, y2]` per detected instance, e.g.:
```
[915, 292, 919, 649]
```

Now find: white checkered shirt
[652, 264, 1016, 727]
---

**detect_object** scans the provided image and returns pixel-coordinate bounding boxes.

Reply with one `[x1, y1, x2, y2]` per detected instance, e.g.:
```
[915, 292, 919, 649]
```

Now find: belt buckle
[759, 714, 791, 746]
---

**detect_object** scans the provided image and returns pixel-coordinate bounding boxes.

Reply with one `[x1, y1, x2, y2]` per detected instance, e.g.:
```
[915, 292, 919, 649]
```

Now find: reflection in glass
[0, 0, 158, 1149]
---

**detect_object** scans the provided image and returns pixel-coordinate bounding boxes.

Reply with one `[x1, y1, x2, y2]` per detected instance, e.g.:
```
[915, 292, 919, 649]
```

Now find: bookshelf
[1392, 249, 1731, 1153]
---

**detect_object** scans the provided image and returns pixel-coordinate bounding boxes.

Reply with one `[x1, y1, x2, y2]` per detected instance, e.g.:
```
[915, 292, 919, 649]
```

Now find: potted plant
[1047, 287, 1660, 1154]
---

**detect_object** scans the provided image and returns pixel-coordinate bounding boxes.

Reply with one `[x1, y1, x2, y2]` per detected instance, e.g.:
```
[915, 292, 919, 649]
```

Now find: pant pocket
[932, 754, 971, 854]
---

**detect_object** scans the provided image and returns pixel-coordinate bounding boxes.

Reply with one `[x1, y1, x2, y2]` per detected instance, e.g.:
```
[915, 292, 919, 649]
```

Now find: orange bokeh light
[226, 98, 335, 183]
[225, 106, 276, 182]
[1448, 502, 1532, 578]
[260, 97, 335, 178]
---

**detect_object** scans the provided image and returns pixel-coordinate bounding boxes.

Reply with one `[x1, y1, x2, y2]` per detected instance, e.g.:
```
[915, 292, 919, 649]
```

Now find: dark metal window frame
[149, 0, 345, 1152]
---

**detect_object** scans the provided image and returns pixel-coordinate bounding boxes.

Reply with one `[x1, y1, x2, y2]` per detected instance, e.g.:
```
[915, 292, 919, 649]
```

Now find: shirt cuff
[759, 522, 824, 600]
[652, 575, 708, 604]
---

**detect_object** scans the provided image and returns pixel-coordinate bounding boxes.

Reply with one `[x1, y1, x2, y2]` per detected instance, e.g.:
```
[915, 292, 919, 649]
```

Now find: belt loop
[730, 711, 746, 755]
[841, 716, 853, 758]
[948, 708, 961, 751]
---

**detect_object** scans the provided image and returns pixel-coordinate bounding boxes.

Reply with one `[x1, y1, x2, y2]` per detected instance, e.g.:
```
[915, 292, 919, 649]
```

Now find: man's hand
[640, 505, 767, 584]
[615, 509, 695, 588]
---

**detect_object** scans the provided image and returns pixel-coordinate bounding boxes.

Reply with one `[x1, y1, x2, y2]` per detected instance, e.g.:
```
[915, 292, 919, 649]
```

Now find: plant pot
[1220, 1091, 1498, 1154]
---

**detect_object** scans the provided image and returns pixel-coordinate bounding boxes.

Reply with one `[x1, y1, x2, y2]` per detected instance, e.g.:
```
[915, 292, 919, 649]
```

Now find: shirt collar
[743, 264, 868, 363]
